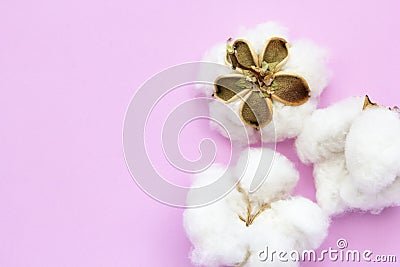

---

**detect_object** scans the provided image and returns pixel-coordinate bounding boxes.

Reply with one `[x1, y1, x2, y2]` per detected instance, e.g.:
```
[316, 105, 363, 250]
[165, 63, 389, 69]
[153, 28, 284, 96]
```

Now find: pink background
[1, 0, 400, 266]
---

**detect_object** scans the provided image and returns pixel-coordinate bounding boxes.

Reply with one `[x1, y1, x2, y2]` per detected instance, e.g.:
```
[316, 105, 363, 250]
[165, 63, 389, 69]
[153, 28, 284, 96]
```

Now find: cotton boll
[298, 97, 400, 215]
[296, 96, 364, 164]
[283, 39, 330, 98]
[198, 22, 329, 145]
[271, 197, 329, 250]
[313, 155, 349, 216]
[233, 148, 299, 204]
[339, 107, 400, 212]
[184, 150, 328, 267]
[262, 99, 317, 143]
[196, 22, 288, 97]
[345, 107, 400, 194]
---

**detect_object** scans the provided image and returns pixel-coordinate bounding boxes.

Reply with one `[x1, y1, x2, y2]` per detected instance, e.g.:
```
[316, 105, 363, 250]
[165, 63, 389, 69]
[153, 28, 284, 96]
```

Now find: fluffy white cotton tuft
[184, 148, 329, 267]
[208, 100, 259, 145]
[345, 108, 400, 194]
[295, 96, 364, 164]
[197, 22, 330, 144]
[235, 22, 289, 55]
[312, 155, 349, 216]
[262, 98, 318, 143]
[296, 97, 400, 215]
[271, 197, 330, 249]
[233, 148, 299, 204]
[184, 164, 247, 266]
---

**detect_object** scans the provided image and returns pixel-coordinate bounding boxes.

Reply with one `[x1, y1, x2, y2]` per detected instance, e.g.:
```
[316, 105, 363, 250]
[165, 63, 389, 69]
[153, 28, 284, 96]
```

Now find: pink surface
[1, 0, 400, 266]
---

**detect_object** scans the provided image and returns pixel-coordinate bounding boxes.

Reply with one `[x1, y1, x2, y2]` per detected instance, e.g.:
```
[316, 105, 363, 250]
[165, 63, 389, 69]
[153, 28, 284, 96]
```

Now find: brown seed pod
[214, 37, 311, 129]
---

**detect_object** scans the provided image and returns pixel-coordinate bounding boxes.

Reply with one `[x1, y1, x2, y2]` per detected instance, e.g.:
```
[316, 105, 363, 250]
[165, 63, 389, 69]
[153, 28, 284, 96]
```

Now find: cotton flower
[197, 22, 330, 144]
[183, 148, 329, 267]
[296, 96, 400, 215]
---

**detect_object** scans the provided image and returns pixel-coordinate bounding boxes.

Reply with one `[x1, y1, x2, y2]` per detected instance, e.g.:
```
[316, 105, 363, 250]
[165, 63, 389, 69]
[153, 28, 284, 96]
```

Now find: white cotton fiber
[233, 148, 299, 204]
[313, 155, 349, 216]
[184, 148, 329, 267]
[340, 172, 400, 214]
[184, 165, 248, 266]
[208, 100, 259, 145]
[296, 96, 400, 215]
[295, 96, 364, 164]
[345, 108, 400, 194]
[235, 23, 289, 54]
[261, 98, 318, 143]
[198, 22, 330, 144]
[183, 199, 247, 266]
[270, 197, 330, 249]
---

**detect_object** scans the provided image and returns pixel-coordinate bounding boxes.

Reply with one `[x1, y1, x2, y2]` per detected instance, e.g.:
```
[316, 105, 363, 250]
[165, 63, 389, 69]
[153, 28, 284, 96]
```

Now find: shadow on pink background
[1, 0, 400, 266]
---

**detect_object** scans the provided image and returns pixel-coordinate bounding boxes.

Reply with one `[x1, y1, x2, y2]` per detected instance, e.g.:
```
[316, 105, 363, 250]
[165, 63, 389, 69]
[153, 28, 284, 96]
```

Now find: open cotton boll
[184, 148, 329, 267]
[197, 22, 289, 97]
[197, 22, 330, 145]
[201, 22, 289, 69]
[345, 107, 400, 194]
[234, 148, 299, 204]
[338, 106, 400, 213]
[296, 96, 400, 215]
[296, 96, 364, 164]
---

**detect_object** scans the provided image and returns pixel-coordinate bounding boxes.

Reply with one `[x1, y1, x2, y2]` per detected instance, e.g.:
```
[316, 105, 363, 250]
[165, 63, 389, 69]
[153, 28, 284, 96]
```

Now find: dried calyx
[232, 183, 271, 267]
[236, 184, 271, 227]
[214, 37, 311, 129]
[362, 95, 378, 110]
[363, 95, 399, 112]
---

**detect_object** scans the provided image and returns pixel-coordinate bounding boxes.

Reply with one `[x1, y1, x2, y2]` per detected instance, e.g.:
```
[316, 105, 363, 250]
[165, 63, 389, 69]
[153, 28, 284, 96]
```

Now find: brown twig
[236, 184, 270, 227]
